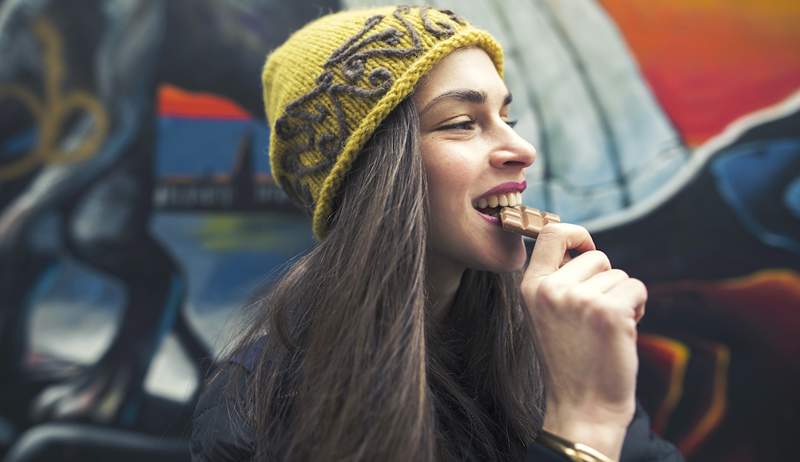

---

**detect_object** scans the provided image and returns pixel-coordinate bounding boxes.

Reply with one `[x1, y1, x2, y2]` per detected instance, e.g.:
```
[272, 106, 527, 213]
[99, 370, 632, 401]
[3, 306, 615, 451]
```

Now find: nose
[488, 123, 537, 169]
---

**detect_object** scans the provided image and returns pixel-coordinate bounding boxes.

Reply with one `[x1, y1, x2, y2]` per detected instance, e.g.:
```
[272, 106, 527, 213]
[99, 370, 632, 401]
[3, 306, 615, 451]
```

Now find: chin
[471, 240, 527, 273]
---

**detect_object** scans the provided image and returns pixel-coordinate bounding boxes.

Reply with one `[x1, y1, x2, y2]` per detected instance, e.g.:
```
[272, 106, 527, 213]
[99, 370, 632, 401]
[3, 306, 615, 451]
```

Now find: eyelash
[440, 119, 518, 131]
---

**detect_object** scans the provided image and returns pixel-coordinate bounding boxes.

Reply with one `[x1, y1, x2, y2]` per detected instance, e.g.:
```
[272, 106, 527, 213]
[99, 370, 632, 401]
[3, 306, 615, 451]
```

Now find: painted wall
[0, 0, 797, 460]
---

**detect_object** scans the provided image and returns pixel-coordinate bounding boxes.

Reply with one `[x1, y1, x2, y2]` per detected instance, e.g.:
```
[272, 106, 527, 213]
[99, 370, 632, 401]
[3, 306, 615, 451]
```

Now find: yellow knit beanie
[263, 5, 504, 239]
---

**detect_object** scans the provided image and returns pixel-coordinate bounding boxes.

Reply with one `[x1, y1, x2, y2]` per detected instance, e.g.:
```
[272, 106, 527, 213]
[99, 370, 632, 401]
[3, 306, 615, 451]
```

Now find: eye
[504, 119, 518, 128]
[438, 119, 475, 131]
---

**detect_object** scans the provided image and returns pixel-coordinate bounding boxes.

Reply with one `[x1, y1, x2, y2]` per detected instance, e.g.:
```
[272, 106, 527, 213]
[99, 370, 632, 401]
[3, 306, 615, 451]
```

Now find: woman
[191, 6, 683, 462]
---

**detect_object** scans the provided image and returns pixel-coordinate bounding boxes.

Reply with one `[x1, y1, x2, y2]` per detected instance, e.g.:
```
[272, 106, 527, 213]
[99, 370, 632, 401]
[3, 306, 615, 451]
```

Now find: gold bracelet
[537, 430, 615, 462]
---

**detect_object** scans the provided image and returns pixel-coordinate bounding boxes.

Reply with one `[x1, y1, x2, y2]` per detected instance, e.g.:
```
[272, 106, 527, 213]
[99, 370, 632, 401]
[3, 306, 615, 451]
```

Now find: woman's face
[413, 47, 537, 275]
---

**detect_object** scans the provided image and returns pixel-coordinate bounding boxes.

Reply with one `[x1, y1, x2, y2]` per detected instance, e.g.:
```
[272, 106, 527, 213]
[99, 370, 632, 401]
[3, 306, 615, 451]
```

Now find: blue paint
[786, 177, 800, 220]
[199, 252, 291, 303]
[155, 117, 271, 176]
[22, 261, 62, 313]
[710, 139, 800, 255]
[1, 127, 37, 160]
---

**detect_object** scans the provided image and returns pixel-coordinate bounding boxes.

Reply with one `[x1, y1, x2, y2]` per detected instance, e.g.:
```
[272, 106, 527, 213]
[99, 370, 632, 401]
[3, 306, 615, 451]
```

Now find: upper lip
[474, 181, 527, 202]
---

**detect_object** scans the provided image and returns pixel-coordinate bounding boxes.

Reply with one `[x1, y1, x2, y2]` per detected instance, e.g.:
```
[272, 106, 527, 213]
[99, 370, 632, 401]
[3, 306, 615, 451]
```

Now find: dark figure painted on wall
[0, 0, 335, 436]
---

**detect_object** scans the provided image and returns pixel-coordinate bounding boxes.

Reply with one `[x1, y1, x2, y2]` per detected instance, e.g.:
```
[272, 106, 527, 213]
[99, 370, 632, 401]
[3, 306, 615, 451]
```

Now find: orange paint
[638, 334, 690, 434]
[600, 0, 800, 146]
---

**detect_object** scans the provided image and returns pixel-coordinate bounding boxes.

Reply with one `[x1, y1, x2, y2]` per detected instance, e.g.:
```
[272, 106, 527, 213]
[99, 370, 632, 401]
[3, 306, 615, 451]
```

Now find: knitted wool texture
[262, 5, 504, 240]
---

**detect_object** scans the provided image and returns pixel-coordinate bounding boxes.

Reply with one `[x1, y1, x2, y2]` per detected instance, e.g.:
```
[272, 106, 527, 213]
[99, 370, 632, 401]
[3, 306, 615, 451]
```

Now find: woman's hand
[522, 223, 647, 460]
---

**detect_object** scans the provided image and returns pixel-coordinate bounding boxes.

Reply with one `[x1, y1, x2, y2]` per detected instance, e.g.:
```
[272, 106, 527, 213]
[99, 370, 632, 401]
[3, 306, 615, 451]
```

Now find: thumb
[526, 223, 596, 279]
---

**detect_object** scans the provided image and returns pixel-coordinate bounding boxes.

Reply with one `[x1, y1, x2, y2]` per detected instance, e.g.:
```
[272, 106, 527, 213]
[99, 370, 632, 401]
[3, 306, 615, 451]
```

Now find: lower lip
[476, 209, 500, 225]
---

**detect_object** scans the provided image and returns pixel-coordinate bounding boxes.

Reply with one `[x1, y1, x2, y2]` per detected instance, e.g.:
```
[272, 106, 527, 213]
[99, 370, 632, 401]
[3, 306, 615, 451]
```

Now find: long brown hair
[222, 97, 545, 461]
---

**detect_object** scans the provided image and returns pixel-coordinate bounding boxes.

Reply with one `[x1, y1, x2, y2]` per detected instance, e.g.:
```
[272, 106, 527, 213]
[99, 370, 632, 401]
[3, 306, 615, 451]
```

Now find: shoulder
[620, 402, 684, 462]
[190, 338, 267, 462]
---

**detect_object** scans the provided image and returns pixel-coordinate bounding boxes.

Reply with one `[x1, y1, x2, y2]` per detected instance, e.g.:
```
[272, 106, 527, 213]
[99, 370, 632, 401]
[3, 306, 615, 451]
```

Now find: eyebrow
[419, 89, 513, 116]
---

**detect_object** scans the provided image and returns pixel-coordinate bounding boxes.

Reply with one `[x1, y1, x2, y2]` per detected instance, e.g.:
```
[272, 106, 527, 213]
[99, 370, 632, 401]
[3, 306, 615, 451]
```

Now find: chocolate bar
[499, 206, 560, 238]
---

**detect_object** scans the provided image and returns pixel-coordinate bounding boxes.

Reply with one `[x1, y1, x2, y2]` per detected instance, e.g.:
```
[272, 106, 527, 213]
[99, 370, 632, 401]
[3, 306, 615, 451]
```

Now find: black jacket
[191, 345, 683, 461]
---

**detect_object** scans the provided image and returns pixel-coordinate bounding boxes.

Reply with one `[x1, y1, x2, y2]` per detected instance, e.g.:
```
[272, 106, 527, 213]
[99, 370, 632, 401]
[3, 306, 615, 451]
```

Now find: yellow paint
[0, 17, 109, 181]
[679, 342, 730, 456]
[195, 214, 309, 252]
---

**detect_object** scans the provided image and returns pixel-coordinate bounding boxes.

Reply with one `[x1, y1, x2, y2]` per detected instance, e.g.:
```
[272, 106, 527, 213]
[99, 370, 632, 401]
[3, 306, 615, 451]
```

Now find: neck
[426, 254, 465, 322]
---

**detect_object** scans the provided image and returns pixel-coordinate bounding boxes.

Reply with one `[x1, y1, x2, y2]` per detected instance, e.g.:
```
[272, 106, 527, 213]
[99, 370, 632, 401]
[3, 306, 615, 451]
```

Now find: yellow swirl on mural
[0, 17, 108, 181]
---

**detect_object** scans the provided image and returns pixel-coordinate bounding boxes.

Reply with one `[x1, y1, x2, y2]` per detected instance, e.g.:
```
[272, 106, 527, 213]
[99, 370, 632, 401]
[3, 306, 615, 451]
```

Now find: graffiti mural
[0, 0, 797, 460]
[0, 0, 331, 460]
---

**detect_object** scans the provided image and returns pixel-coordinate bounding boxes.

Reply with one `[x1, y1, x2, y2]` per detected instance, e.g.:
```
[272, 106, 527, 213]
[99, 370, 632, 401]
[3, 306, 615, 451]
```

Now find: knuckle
[565, 223, 590, 235]
[575, 224, 592, 241]
[588, 250, 612, 271]
[610, 268, 629, 279]
[587, 304, 616, 330]
[630, 278, 648, 302]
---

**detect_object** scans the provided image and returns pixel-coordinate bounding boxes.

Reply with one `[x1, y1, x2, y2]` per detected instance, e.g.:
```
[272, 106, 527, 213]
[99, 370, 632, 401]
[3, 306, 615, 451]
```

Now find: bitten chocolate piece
[499, 206, 561, 238]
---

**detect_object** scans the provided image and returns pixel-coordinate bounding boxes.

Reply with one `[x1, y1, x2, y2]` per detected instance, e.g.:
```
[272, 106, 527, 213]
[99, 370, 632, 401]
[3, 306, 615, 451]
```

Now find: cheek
[426, 170, 472, 226]
[422, 144, 481, 228]
[425, 157, 473, 196]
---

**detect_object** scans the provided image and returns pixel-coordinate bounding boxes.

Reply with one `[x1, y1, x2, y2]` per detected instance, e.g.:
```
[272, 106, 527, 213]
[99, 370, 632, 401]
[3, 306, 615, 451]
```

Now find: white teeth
[474, 192, 524, 210]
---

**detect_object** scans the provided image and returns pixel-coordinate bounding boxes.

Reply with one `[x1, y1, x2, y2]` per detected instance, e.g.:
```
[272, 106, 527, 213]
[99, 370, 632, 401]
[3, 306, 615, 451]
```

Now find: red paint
[157, 84, 252, 120]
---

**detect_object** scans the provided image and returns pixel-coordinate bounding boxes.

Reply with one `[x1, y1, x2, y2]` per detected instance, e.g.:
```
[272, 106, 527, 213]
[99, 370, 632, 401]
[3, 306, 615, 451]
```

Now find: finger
[604, 278, 648, 318]
[549, 250, 613, 285]
[579, 268, 629, 293]
[527, 223, 596, 279]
